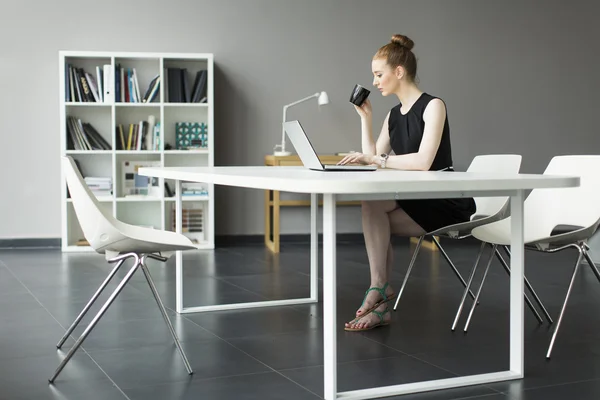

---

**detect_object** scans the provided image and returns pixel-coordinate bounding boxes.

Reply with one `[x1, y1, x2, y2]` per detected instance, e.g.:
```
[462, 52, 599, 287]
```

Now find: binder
[103, 64, 114, 103]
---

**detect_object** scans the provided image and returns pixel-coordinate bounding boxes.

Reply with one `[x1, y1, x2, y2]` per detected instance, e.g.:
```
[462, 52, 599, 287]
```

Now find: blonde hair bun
[391, 34, 414, 50]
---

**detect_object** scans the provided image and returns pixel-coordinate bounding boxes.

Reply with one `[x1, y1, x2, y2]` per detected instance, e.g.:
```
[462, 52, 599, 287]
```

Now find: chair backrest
[468, 154, 522, 218]
[62, 156, 126, 252]
[524, 155, 600, 238]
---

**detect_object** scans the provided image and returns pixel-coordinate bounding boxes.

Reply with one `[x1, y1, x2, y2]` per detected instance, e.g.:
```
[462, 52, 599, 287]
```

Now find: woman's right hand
[353, 98, 372, 119]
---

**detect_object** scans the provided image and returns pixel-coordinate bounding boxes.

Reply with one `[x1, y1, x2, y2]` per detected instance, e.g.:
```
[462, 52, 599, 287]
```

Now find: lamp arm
[284, 92, 320, 109]
[279, 92, 320, 154]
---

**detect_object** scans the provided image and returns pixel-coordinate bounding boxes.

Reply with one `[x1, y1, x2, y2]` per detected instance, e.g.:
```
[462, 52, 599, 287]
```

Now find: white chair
[457, 155, 600, 358]
[50, 156, 199, 383]
[393, 155, 550, 326]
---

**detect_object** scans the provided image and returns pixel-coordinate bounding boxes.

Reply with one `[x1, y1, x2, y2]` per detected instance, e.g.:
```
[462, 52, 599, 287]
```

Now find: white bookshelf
[59, 51, 215, 252]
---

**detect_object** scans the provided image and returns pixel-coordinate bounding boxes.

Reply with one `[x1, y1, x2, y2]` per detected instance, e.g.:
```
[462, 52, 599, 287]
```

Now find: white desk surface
[139, 166, 579, 194]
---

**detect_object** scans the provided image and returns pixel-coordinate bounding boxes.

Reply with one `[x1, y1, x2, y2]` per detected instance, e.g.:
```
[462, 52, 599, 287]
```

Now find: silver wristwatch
[379, 153, 389, 168]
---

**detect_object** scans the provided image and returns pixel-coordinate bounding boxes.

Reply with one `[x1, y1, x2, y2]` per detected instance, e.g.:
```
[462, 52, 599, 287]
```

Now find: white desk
[139, 166, 578, 400]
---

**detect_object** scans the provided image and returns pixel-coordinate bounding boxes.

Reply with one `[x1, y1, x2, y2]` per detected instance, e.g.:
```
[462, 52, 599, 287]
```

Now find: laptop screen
[282, 120, 324, 170]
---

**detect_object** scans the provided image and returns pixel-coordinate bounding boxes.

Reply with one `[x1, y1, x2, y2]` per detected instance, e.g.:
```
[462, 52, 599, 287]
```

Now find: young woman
[340, 34, 476, 331]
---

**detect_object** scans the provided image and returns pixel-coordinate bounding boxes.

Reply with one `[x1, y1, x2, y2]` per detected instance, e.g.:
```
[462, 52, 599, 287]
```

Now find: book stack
[65, 64, 107, 103]
[67, 116, 111, 151]
[182, 183, 208, 197]
[165, 68, 207, 103]
[116, 115, 160, 151]
[114, 66, 160, 103]
[172, 207, 204, 236]
[84, 177, 112, 198]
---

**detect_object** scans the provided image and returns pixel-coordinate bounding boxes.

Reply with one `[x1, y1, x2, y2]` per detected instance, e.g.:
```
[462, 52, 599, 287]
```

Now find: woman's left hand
[337, 152, 376, 166]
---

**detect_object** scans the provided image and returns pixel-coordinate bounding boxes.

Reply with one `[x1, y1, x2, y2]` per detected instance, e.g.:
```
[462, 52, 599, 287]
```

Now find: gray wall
[1, 0, 599, 239]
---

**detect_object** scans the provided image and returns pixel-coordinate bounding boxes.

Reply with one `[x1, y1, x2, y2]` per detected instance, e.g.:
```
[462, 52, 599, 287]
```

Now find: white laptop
[283, 120, 377, 171]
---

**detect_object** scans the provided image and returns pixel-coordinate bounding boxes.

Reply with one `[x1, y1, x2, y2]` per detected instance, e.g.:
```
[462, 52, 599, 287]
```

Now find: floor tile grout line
[453, 394, 506, 400]
[116, 370, 277, 392]
[361, 334, 463, 378]
[501, 376, 600, 395]
[366, 339, 507, 396]
[213, 275, 280, 301]
[276, 355, 404, 373]
[158, 269, 322, 321]
[0, 259, 133, 400]
[181, 314, 323, 399]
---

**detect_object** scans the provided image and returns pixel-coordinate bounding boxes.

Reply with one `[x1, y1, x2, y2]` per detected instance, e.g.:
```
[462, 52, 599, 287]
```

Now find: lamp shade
[317, 91, 329, 106]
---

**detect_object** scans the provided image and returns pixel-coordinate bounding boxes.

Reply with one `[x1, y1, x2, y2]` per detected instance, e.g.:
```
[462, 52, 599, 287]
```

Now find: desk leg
[175, 180, 183, 314]
[178, 187, 317, 314]
[264, 189, 272, 250]
[323, 193, 337, 400]
[273, 190, 281, 253]
[264, 189, 281, 253]
[510, 190, 525, 376]
[310, 193, 318, 301]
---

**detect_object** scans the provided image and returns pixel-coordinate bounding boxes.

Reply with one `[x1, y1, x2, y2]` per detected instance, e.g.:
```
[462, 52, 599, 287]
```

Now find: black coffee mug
[349, 84, 370, 106]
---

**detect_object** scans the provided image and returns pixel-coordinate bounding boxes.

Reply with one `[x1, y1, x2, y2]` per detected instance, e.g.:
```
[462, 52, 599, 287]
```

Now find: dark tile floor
[1, 239, 600, 399]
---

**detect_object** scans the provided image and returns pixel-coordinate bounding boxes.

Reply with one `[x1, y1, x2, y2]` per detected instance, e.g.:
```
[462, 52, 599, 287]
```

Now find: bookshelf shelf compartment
[115, 197, 162, 202]
[115, 150, 162, 155]
[66, 103, 112, 107]
[116, 103, 160, 108]
[60, 51, 215, 252]
[66, 150, 112, 155]
[163, 103, 210, 108]
[67, 197, 113, 203]
[163, 149, 209, 154]
[165, 196, 210, 202]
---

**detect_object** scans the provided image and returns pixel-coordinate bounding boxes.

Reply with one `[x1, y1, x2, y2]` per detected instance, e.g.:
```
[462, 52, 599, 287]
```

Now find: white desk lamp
[274, 91, 329, 156]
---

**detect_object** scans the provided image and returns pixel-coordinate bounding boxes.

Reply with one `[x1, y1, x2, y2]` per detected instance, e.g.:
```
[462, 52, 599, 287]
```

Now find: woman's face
[371, 58, 400, 96]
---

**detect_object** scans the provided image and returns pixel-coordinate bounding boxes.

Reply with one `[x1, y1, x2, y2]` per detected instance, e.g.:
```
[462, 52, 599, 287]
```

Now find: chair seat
[429, 213, 506, 238]
[472, 219, 594, 250]
[97, 223, 199, 258]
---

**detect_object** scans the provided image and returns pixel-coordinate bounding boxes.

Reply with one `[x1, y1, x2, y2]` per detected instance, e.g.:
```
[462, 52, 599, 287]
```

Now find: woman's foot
[355, 283, 395, 318]
[345, 303, 391, 331]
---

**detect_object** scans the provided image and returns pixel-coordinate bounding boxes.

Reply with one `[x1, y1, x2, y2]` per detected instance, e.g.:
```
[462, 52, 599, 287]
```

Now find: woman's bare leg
[346, 201, 425, 330]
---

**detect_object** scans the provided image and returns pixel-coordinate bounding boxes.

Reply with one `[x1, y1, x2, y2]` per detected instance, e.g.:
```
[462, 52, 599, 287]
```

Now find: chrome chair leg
[502, 245, 553, 324]
[49, 254, 141, 383]
[56, 257, 129, 349]
[582, 249, 600, 283]
[494, 249, 545, 325]
[464, 245, 497, 332]
[547, 247, 583, 358]
[140, 255, 193, 375]
[432, 237, 477, 301]
[393, 236, 424, 311]
[452, 242, 486, 331]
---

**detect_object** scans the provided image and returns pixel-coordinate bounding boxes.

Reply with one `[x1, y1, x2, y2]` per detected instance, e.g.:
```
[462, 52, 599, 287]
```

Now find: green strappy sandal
[345, 306, 391, 332]
[354, 282, 396, 319]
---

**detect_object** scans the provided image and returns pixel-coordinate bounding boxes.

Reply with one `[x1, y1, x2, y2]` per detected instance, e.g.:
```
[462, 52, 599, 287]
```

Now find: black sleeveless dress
[389, 93, 475, 233]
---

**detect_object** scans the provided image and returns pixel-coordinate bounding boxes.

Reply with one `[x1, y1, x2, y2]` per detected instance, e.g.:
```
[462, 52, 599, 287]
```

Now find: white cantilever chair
[393, 154, 551, 326]
[456, 155, 600, 358]
[50, 156, 199, 383]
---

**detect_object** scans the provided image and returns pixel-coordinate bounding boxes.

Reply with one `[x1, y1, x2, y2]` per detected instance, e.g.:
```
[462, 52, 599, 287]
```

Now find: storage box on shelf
[59, 51, 215, 252]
